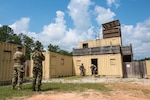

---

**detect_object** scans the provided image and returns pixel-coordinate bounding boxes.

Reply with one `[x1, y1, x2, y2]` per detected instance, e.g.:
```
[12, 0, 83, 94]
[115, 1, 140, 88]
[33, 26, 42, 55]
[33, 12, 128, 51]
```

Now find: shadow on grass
[41, 87, 59, 92]
[22, 83, 60, 92]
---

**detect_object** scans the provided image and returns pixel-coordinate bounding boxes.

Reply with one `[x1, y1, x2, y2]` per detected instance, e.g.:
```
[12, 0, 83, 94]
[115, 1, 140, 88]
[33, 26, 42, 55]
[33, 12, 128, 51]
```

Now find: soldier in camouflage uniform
[90, 64, 97, 76]
[79, 63, 85, 76]
[32, 46, 45, 91]
[12, 45, 26, 90]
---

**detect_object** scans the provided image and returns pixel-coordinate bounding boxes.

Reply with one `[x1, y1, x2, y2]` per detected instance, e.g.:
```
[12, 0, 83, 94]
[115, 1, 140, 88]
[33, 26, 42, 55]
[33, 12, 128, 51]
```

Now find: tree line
[0, 25, 72, 60]
[134, 57, 150, 61]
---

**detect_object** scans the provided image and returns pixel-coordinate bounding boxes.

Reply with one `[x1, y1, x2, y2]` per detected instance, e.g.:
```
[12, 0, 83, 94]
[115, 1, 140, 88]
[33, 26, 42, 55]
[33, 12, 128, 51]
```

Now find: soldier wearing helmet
[12, 45, 26, 90]
[32, 46, 45, 91]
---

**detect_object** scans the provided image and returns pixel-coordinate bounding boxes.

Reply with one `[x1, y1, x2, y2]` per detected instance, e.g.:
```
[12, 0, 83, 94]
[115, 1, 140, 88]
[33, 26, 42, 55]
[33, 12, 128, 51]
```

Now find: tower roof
[102, 20, 120, 30]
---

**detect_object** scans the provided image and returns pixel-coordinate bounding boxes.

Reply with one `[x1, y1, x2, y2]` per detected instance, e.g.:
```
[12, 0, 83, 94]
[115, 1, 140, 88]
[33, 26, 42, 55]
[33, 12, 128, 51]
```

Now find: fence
[123, 61, 147, 78]
[73, 45, 121, 56]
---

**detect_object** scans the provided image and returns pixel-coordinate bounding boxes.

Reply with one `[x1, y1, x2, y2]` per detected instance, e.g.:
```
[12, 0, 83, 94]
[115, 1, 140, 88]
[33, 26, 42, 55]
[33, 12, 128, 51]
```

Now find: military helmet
[35, 46, 40, 50]
[17, 45, 22, 49]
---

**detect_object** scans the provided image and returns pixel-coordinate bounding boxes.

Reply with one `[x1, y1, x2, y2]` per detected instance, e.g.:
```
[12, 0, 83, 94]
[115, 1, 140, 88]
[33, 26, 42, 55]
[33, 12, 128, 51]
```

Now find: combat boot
[11, 85, 15, 90]
[32, 85, 36, 91]
[37, 85, 41, 91]
[32, 79, 36, 91]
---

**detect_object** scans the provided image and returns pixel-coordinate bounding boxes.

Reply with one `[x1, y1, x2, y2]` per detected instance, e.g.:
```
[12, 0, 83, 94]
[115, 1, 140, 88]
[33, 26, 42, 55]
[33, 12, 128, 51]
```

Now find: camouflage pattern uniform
[79, 63, 85, 76]
[32, 47, 45, 91]
[12, 46, 26, 90]
[90, 64, 97, 76]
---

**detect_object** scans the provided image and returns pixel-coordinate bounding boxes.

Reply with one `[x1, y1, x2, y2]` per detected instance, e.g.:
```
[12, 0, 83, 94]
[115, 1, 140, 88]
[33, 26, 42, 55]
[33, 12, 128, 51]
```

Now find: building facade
[73, 20, 133, 77]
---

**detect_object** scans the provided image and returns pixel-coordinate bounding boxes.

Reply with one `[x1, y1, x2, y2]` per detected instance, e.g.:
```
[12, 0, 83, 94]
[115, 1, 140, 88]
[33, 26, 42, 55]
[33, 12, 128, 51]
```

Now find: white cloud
[41, 11, 66, 40]
[39, 11, 66, 47]
[122, 17, 150, 59]
[67, 0, 94, 31]
[94, 6, 116, 26]
[9, 18, 30, 34]
[0, 24, 2, 27]
[59, 29, 80, 50]
[106, 0, 120, 8]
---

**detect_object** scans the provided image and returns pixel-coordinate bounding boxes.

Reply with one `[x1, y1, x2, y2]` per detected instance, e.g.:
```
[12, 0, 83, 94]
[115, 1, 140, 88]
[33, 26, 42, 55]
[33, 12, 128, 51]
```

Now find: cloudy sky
[0, 0, 150, 60]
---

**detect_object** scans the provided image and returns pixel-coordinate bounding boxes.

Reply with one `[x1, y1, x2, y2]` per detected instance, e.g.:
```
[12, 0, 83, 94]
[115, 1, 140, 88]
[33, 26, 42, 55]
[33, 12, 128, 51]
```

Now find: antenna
[110, 42, 114, 53]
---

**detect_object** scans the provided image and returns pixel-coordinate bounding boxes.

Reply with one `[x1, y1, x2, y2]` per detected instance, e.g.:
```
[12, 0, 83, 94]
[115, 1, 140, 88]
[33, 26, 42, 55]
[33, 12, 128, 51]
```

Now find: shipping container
[0, 42, 25, 85]
[78, 37, 122, 48]
[73, 54, 123, 77]
[30, 52, 73, 79]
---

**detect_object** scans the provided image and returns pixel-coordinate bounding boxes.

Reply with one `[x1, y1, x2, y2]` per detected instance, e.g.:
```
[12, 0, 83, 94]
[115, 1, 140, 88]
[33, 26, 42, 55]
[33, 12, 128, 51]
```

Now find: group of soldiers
[12, 45, 45, 91]
[79, 63, 97, 76]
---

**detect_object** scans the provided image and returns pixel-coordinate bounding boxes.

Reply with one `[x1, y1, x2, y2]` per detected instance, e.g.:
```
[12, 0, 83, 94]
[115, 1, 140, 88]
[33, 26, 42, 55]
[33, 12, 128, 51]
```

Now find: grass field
[0, 82, 110, 100]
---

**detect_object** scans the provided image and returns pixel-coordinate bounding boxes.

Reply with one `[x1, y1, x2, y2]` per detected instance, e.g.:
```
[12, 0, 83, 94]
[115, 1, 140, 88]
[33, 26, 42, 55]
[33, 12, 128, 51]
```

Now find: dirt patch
[11, 77, 150, 100]
[24, 82, 150, 100]
[25, 90, 149, 100]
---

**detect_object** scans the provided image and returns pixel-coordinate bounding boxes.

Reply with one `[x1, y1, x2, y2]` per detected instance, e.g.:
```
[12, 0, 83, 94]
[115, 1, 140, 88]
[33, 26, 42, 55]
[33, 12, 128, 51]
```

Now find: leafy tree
[144, 57, 150, 60]
[59, 49, 72, 56]
[134, 57, 150, 61]
[47, 43, 72, 56]
[47, 44, 60, 53]
[18, 33, 35, 60]
[9, 34, 22, 45]
[0, 25, 14, 42]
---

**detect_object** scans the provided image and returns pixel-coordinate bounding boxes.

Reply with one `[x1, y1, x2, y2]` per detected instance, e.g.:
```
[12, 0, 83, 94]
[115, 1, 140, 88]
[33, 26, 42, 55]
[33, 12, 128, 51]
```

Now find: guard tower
[102, 20, 121, 39]
[102, 20, 133, 62]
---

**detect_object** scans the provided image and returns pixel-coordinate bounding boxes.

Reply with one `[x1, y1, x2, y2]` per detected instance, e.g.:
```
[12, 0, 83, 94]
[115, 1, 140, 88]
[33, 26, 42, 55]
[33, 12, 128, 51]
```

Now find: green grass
[0, 84, 34, 100]
[0, 82, 111, 100]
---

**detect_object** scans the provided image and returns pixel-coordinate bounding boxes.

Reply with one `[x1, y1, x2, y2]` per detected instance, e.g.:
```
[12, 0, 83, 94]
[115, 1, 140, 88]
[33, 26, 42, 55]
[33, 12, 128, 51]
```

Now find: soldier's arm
[32, 53, 36, 60]
[13, 53, 17, 60]
[41, 53, 45, 61]
[22, 55, 26, 62]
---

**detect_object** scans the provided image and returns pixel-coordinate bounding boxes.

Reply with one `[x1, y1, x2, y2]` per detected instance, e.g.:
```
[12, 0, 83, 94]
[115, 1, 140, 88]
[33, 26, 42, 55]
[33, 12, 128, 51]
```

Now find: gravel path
[42, 76, 150, 85]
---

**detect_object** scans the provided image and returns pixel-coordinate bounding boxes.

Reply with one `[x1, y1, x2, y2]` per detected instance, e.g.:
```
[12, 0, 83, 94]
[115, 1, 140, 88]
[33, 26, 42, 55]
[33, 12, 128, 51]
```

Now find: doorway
[91, 58, 98, 74]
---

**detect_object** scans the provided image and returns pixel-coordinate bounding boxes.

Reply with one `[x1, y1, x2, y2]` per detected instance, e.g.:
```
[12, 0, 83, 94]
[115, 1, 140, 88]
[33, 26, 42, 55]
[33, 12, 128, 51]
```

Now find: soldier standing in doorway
[12, 45, 26, 90]
[90, 64, 97, 76]
[32, 46, 45, 91]
[79, 63, 85, 76]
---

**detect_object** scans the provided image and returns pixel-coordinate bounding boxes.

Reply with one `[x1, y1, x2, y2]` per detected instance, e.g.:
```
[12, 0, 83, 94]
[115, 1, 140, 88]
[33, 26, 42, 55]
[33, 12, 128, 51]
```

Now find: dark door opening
[83, 43, 88, 48]
[91, 59, 98, 74]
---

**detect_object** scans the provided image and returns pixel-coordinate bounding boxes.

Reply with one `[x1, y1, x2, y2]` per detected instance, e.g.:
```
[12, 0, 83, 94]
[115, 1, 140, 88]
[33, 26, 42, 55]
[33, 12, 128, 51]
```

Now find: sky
[0, 0, 150, 60]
